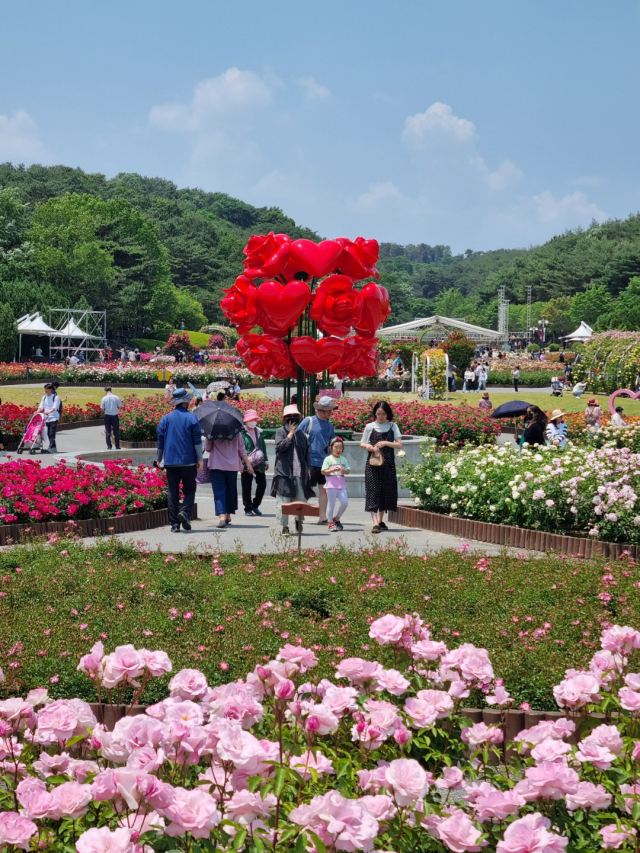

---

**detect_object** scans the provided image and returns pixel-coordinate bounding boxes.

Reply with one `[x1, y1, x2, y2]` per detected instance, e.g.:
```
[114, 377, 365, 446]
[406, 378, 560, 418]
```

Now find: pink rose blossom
[384, 758, 430, 807]
[162, 787, 221, 838]
[620, 783, 640, 815]
[101, 645, 144, 688]
[335, 657, 382, 686]
[369, 614, 406, 646]
[76, 827, 136, 853]
[530, 738, 572, 764]
[565, 781, 612, 811]
[518, 762, 579, 800]
[600, 625, 640, 654]
[600, 824, 637, 849]
[226, 790, 277, 825]
[431, 808, 486, 853]
[277, 644, 318, 672]
[290, 791, 379, 853]
[290, 750, 335, 781]
[410, 639, 448, 661]
[358, 794, 396, 823]
[0, 813, 39, 851]
[461, 722, 504, 748]
[473, 789, 526, 822]
[436, 766, 465, 790]
[375, 668, 410, 696]
[416, 689, 454, 718]
[618, 687, 640, 712]
[50, 781, 93, 818]
[140, 649, 172, 676]
[168, 668, 209, 700]
[553, 672, 602, 710]
[497, 813, 568, 853]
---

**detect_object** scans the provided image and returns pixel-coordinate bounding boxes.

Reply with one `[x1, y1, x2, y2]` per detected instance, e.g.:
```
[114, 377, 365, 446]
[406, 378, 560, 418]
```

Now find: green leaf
[232, 828, 247, 850]
[273, 767, 287, 798]
[632, 801, 640, 822]
[307, 831, 326, 853]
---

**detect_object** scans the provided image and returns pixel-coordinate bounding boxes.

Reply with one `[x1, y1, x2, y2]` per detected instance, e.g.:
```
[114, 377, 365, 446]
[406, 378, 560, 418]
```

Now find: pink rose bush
[0, 616, 636, 852]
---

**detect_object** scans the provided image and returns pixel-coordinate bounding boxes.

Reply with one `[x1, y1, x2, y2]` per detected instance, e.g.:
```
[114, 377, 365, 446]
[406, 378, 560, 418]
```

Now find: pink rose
[553, 672, 601, 710]
[384, 758, 430, 807]
[486, 684, 512, 706]
[137, 775, 176, 810]
[162, 787, 221, 838]
[434, 809, 486, 853]
[600, 625, 640, 654]
[358, 794, 396, 823]
[274, 679, 295, 700]
[215, 724, 264, 769]
[335, 657, 382, 685]
[416, 689, 454, 718]
[435, 767, 465, 790]
[519, 762, 579, 800]
[321, 685, 359, 716]
[403, 698, 438, 729]
[0, 813, 38, 851]
[290, 791, 379, 853]
[586, 724, 623, 754]
[33, 750, 71, 778]
[168, 668, 209, 700]
[473, 789, 525, 822]
[618, 687, 640, 712]
[461, 722, 504, 748]
[290, 750, 335, 781]
[140, 649, 173, 677]
[600, 824, 637, 849]
[76, 827, 136, 853]
[277, 644, 318, 672]
[530, 738, 571, 764]
[299, 701, 339, 735]
[50, 781, 93, 818]
[368, 614, 405, 646]
[226, 790, 277, 825]
[16, 777, 59, 820]
[77, 641, 104, 677]
[632, 741, 640, 761]
[101, 645, 144, 689]
[376, 668, 410, 696]
[575, 739, 617, 770]
[497, 813, 568, 853]
[410, 639, 448, 661]
[565, 781, 612, 811]
[620, 783, 640, 815]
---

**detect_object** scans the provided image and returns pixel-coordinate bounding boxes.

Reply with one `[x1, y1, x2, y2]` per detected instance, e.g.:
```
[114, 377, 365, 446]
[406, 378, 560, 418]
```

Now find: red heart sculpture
[335, 237, 380, 281]
[333, 335, 379, 379]
[287, 239, 343, 279]
[256, 280, 311, 335]
[354, 284, 391, 336]
[237, 334, 292, 380]
[289, 336, 345, 374]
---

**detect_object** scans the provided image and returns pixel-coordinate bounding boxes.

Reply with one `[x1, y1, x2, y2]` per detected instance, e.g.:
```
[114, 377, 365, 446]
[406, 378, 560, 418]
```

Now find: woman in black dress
[360, 401, 403, 534]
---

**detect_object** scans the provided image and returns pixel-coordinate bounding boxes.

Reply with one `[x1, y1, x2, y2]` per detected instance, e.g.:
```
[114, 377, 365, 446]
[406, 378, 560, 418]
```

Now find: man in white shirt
[68, 354, 79, 368]
[38, 383, 61, 453]
[101, 387, 123, 450]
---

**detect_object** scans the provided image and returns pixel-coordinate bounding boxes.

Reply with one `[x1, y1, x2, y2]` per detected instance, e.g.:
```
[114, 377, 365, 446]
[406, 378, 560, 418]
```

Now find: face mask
[246, 421, 259, 429]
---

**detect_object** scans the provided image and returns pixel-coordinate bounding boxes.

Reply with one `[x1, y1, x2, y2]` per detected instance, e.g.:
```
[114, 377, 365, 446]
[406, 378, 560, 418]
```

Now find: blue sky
[1, 1, 639, 251]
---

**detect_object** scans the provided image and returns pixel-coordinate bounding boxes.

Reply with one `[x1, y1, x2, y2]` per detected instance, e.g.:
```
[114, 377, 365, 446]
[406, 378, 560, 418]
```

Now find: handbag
[247, 448, 264, 467]
[196, 465, 212, 484]
[368, 451, 385, 467]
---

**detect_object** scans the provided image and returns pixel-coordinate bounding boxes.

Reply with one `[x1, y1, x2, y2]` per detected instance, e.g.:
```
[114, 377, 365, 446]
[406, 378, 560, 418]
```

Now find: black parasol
[195, 400, 244, 440]
[491, 400, 534, 419]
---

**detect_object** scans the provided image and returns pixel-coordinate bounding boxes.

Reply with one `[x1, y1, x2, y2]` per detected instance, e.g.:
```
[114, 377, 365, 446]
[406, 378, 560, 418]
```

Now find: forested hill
[0, 163, 318, 335]
[2, 162, 640, 339]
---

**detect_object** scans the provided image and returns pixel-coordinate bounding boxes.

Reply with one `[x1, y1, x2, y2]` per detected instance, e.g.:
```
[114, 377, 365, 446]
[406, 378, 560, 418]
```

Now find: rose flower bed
[120, 395, 500, 445]
[406, 442, 640, 544]
[0, 459, 166, 524]
[0, 402, 102, 442]
[0, 541, 638, 853]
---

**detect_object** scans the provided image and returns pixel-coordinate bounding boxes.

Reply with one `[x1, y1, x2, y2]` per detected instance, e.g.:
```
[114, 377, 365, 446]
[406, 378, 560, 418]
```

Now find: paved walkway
[4, 424, 526, 556]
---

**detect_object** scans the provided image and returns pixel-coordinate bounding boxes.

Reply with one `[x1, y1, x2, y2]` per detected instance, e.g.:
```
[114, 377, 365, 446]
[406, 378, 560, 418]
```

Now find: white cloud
[481, 158, 523, 191]
[297, 76, 330, 101]
[402, 101, 476, 148]
[532, 190, 607, 223]
[0, 109, 46, 162]
[353, 181, 406, 211]
[149, 68, 274, 133]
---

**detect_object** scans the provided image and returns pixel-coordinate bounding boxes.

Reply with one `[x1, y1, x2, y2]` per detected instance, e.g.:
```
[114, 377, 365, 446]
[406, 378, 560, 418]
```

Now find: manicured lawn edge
[389, 504, 640, 558]
[0, 503, 198, 545]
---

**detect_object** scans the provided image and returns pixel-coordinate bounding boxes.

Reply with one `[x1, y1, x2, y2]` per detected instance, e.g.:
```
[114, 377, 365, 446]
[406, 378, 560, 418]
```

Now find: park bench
[281, 501, 319, 549]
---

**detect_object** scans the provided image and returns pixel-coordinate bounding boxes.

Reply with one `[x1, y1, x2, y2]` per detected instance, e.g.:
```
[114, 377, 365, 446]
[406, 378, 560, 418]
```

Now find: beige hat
[283, 404, 301, 418]
[550, 409, 565, 421]
[482, 391, 490, 399]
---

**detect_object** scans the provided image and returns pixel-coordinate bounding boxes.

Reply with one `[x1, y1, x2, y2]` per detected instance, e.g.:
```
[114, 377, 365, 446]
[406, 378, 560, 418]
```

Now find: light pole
[538, 319, 549, 345]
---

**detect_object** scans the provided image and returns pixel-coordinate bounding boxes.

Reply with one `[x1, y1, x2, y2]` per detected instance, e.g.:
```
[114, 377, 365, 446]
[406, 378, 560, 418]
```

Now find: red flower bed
[0, 459, 167, 524]
[0, 402, 102, 441]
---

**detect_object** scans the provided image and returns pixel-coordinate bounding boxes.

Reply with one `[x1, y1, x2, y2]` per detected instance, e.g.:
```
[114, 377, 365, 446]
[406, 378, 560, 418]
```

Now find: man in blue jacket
[156, 388, 203, 532]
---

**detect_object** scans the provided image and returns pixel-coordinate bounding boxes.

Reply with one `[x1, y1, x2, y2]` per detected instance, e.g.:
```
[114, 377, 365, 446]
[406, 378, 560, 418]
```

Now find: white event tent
[563, 321, 593, 343]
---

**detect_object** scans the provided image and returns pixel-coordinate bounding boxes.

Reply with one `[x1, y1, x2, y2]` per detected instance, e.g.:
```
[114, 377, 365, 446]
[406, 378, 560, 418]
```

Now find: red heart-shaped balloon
[354, 284, 391, 336]
[255, 280, 311, 335]
[287, 239, 343, 278]
[289, 336, 345, 374]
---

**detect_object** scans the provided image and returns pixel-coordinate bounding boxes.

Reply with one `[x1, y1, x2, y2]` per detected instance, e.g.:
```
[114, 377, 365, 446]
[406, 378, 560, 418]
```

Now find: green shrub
[527, 343, 540, 352]
[1, 539, 637, 709]
[548, 343, 560, 352]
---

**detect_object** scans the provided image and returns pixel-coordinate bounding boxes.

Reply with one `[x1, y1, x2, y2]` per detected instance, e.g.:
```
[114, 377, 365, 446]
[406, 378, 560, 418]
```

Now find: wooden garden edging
[120, 440, 156, 449]
[388, 504, 640, 560]
[0, 503, 198, 546]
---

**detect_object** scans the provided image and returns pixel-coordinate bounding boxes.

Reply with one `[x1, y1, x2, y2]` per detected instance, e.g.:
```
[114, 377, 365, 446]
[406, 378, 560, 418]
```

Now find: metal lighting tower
[525, 285, 532, 342]
[497, 286, 509, 349]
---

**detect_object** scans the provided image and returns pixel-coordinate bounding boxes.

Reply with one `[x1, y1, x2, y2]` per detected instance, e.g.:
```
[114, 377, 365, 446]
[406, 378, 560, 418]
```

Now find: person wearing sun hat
[156, 388, 203, 532]
[271, 403, 315, 535]
[299, 396, 337, 524]
[546, 408, 568, 449]
[241, 409, 269, 516]
[584, 397, 603, 434]
[477, 390, 492, 412]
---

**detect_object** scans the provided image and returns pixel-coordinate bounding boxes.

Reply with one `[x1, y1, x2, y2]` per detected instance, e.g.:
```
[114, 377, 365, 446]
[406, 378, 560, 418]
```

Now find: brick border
[388, 504, 640, 560]
[0, 504, 198, 546]
[120, 440, 156, 449]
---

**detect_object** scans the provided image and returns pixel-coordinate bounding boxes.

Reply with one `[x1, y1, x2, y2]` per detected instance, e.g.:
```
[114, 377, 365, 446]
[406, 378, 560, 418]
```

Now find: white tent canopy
[55, 318, 101, 339]
[563, 321, 593, 343]
[378, 314, 501, 343]
[16, 312, 58, 336]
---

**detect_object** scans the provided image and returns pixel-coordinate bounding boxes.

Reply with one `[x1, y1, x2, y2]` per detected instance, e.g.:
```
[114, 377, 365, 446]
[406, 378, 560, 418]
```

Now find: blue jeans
[210, 470, 238, 516]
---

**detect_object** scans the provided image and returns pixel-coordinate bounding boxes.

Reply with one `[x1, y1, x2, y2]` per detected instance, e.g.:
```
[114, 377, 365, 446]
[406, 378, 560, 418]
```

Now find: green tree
[569, 285, 613, 328]
[0, 187, 34, 280]
[0, 303, 18, 361]
[540, 297, 574, 339]
[603, 277, 640, 330]
[174, 287, 207, 331]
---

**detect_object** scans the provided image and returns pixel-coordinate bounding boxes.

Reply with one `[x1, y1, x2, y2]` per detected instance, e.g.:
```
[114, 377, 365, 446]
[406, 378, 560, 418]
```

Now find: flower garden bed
[120, 395, 500, 444]
[0, 458, 167, 525]
[0, 402, 102, 443]
[405, 442, 640, 545]
[0, 538, 639, 853]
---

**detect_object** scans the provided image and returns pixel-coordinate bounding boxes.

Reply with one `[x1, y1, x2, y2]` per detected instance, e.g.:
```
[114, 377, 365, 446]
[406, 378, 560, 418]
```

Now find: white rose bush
[0, 615, 638, 852]
[406, 442, 640, 544]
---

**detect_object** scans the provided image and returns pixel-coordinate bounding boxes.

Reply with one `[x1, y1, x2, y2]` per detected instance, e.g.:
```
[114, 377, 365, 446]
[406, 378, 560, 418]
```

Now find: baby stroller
[550, 376, 564, 397]
[16, 412, 46, 455]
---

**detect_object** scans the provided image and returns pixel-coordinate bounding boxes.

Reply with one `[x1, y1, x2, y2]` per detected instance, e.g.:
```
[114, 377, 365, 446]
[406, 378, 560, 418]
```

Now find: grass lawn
[345, 389, 640, 417]
[1, 539, 637, 709]
[0, 386, 162, 408]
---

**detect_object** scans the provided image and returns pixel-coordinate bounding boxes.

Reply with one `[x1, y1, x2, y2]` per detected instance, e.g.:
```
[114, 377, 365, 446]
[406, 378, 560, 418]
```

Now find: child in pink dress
[321, 437, 350, 532]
